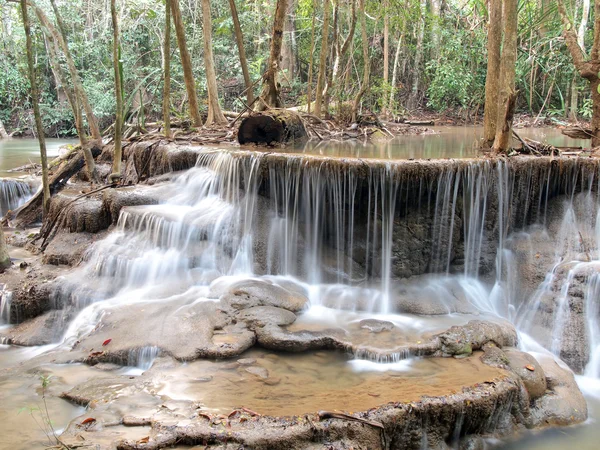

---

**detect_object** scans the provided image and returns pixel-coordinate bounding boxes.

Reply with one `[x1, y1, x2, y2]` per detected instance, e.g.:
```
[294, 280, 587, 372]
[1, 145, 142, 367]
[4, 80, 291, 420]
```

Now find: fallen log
[561, 126, 593, 140]
[238, 109, 308, 146]
[404, 120, 435, 126]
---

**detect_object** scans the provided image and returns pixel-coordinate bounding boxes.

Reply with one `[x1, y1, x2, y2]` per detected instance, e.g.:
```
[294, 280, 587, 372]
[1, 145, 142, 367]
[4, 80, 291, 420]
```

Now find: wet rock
[237, 358, 257, 366]
[359, 319, 395, 333]
[236, 306, 297, 328]
[0, 310, 61, 346]
[47, 189, 110, 234]
[436, 320, 518, 357]
[245, 366, 269, 379]
[255, 323, 347, 353]
[102, 186, 160, 224]
[220, 279, 309, 313]
[529, 354, 587, 426]
[42, 231, 108, 266]
[504, 348, 547, 400]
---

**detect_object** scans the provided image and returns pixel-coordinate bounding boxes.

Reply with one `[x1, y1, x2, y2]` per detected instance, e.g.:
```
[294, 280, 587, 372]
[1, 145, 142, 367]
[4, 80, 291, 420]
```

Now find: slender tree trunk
[570, 0, 590, 120]
[351, 0, 369, 123]
[314, 0, 331, 117]
[332, 0, 356, 111]
[307, 0, 317, 114]
[408, 0, 426, 110]
[0, 226, 10, 272]
[323, 0, 338, 117]
[430, 0, 442, 60]
[483, 0, 503, 145]
[202, 0, 227, 126]
[382, 0, 389, 116]
[36, 7, 99, 183]
[48, 0, 101, 142]
[171, 0, 203, 126]
[256, 0, 288, 111]
[228, 0, 254, 105]
[0, 118, 9, 139]
[163, 0, 171, 137]
[388, 31, 404, 112]
[282, 0, 298, 80]
[21, 0, 50, 215]
[111, 0, 123, 177]
[492, 0, 518, 153]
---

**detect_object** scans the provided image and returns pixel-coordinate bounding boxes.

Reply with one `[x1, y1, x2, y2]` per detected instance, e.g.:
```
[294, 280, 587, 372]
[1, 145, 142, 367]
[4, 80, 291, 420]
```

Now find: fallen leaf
[137, 437, 150, 444]
[102, 339, 112, 346]
[367, 393, 381, 397]
[80, 417, 96, 425]
[525, 365, 535, 372]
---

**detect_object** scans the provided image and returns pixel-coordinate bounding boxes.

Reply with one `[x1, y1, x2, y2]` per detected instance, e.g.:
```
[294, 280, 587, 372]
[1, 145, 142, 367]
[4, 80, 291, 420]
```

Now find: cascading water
[0, 177, 36, 216]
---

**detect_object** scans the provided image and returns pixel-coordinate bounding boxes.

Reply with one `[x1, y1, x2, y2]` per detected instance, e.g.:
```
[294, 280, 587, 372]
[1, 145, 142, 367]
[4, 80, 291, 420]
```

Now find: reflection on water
[266, 126, 590, 160]
[0, 138, 77, 176]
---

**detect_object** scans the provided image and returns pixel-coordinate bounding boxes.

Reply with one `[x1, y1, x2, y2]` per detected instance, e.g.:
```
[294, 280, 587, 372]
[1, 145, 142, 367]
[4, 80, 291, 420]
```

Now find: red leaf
[102, 339, 112, 346]
[80, 417, 96, 425]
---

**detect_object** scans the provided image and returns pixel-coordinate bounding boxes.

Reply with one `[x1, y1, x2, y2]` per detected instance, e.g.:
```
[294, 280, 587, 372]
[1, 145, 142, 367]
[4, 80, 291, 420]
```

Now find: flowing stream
[0, 130, 599, 448]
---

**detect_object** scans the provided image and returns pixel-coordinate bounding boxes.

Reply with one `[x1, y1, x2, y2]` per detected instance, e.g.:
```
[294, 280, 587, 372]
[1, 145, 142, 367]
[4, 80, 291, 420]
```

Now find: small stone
[237, 358, 257, 366]
[245, 366, 269, 379]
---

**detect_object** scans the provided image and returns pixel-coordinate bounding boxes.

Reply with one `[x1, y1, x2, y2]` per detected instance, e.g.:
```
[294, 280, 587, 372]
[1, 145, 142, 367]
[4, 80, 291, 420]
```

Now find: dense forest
[0, 0, 597, 139]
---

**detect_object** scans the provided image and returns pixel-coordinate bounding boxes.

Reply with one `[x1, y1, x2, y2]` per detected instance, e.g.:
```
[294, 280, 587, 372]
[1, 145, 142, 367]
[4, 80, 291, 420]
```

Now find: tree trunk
[0, 226, 10, 272]
[228, 0, 254, 105]
[202, 0, 227, 126]
[36, 8, 99, 183]
[48, 0, 101, 142]
[323, 0, 339, 117]
[238, 110, 307, 145]
[351, 0, 369, 123]
[171, 0, 203, 126]
[282, 0, 298, 80]
[0, 118, 9, 139]
[382, 0, 389, 116]
[483, 0, 503, 145]
[256, 0, 288, 111]
[111, 0, 124, 177]
[408, 0, 426, 110]
[557, 0, 600, 146]
[21, 0, 50, 216]
[306, 0, 317, 114]
[163, 0, 172, 137]
[430, 0, 442, 60]
[388, 31, 404, 112]
[570, 0, 590, 121]
[314, 0, 331, 117]
[333, 0, 356, 111]
[492, 0, 518, 153]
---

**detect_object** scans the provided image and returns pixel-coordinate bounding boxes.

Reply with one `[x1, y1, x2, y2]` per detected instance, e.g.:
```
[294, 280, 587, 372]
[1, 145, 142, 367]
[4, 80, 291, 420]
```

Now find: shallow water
[273, 126, 590, 160]
[0, 138, 77, 176]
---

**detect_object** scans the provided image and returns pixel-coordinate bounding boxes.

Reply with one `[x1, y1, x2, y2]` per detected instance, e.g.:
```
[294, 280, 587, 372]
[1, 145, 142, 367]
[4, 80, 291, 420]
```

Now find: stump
[238, 110, 308, 146]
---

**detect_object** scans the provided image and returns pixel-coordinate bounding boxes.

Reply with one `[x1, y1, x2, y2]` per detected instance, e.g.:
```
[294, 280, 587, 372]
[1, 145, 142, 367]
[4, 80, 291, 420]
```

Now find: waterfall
[0, 178, 35, 217]
[47, 149, 600, 376]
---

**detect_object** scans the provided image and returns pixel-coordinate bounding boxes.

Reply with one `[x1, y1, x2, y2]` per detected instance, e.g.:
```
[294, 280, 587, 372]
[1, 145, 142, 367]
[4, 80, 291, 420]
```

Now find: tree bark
[228, 0, 254, 105]
[323, 0, 339, 117]
[388, 31, 404, 112]
[570, 0, 590, 120]
[21, 0, 50, 216]
[558, 0, 600, 145]
[163, 0, 172, 137]
[36, 7, 99, 183]
[383, 0, 389, 86]
[171, 0, 203, 127]
[238, 110, 307, 145]
[430, 0, 442, 60]
[306, 0, 317, 114]
[483, 0, 502, 145]
[281, 0, 298, 80]
[314, 0, 331, 117]
[408, 0, 426, 110]
[351, 0, 369, 123]
[48, 0, 101, 142]
[492, 0, 518, 153]
[0, 226, 10, 272]
[111, 0, 124, 177]
[256, 0, 288, 111]
[0, 118, 9, 139]
[333, 0, 356, 111]
[202, 0, 227, 126]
